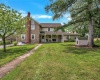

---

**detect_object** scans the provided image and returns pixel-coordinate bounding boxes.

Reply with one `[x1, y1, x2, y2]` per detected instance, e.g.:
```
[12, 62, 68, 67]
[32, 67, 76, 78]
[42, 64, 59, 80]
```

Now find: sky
[0, 0, 71, 24]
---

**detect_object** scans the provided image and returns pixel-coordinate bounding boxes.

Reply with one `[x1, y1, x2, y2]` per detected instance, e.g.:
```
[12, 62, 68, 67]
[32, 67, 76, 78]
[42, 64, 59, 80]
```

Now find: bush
[13, 41, 18, 46]
[67, 39, 75, 42]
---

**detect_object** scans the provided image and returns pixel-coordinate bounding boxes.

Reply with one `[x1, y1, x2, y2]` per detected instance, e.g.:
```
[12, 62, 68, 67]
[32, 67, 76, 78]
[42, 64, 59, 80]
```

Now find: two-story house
[17, 12, 79, 43]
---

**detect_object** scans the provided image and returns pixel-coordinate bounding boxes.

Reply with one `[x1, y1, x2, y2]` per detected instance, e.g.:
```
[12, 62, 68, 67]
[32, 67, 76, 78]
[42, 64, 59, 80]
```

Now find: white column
[45, 34, 46, 42]
[61, 35, 64, 42]
[56, 35, 58, 42]
[51, 34, 52, 42]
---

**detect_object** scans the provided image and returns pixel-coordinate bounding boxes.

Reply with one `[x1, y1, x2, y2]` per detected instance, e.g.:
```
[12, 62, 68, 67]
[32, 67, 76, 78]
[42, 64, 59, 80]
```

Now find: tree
[45, 0, 100, 47]
[0, 3, 26, 52]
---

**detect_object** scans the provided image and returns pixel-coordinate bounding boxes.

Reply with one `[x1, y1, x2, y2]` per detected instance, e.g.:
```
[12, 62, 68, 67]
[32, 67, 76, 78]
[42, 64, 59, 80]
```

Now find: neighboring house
[17, 12, 79, 43]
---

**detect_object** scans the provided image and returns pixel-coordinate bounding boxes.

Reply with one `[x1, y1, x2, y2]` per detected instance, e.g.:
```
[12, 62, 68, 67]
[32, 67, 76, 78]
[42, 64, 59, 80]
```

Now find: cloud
[67, 17, 72, 21]
[19, 10, 52, 19]
[19, 10, 27, 17]
[63, 13, 72, 21]
[32, 15, 52, 19]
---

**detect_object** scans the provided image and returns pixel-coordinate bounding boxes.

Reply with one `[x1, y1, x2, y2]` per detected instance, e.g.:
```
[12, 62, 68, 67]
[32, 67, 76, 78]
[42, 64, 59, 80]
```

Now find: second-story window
[48, 28, 50, 31]
[31, 25, 35, 30]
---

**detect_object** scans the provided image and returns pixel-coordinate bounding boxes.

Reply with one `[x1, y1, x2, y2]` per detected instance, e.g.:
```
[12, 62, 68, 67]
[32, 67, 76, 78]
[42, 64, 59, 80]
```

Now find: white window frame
[21, 34, 25, 40]
[31, 34, 35, 40]
[31, 24, 35, 30]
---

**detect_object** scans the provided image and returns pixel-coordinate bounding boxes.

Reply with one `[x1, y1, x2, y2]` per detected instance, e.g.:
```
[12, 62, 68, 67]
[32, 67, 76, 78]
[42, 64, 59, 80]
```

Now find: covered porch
[40, 34, 63, 43]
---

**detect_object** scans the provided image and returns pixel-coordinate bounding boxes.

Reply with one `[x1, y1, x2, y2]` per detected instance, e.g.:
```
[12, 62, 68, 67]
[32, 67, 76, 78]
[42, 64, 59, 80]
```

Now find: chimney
[26, 12, 31, 43]
[27, 12, 30, 17]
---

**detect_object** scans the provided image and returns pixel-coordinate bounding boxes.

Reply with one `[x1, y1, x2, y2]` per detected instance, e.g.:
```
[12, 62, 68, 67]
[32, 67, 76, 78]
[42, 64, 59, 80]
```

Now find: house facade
[17, 12, 79, 43]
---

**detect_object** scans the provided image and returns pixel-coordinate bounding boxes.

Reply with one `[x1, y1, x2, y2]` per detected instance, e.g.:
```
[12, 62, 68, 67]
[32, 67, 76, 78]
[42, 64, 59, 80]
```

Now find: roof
[40, 23, 62, 28]
[40, 31, 80, 36]
[77, 37, 88, 40]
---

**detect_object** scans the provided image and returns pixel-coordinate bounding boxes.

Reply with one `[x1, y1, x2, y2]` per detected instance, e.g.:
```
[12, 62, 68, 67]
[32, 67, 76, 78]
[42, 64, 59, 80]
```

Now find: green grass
[1, 42, 100, 80]
[0, 44, 37, 66]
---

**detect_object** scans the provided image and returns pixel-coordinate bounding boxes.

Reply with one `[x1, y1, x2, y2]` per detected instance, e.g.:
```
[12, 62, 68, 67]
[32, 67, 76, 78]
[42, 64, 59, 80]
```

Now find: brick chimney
[26, 12, 31, 43]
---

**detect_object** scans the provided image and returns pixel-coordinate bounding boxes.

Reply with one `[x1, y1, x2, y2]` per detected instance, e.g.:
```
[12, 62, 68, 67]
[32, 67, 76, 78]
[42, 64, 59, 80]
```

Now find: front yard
[0, 44, 37, 66]
[1, 42, 100, 80]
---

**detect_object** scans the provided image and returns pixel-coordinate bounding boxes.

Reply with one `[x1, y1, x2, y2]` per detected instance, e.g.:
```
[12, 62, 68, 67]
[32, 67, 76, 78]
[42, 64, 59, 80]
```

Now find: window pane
[31, 34, 35, 39]
[21, 34, 25, 40]
[31, 25, 35, 30]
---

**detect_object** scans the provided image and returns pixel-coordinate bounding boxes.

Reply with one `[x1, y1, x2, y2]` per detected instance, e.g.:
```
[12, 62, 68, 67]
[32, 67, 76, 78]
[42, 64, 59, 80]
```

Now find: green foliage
[0, 41, 11, 45]
[45, 0, 76, 20]
[2, 42, 100, 80]
[67, 39, 75, 42]
[0, 44, 37, 66]
[45, 0, 100, 47]
[54, 27, 65, 32]
[0, 3, 26, 52]
[13, 41, 17, 46]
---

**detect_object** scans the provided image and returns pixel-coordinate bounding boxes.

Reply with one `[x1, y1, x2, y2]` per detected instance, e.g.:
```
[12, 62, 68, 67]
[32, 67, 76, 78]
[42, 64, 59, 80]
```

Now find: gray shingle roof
[40, 23, 62, 28]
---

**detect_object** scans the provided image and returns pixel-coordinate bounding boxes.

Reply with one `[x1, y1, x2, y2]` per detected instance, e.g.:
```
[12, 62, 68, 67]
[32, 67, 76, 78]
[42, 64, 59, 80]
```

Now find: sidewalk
[0, 44, 42, 78]
[0, 44, 13, 49]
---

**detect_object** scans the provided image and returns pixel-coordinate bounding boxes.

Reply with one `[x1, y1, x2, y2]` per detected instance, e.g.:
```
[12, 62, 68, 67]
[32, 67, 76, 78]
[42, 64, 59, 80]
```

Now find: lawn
[0, 44, 37, 66]
[1, 42, 100, 80]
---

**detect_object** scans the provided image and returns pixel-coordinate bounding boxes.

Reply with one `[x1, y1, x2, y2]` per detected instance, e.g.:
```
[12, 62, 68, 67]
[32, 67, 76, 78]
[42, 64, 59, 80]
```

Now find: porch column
[61, 34, 64, 42]
[45, 34, 46, 42]
[51, 34, 52, 42]
[56, 35, 58, 42]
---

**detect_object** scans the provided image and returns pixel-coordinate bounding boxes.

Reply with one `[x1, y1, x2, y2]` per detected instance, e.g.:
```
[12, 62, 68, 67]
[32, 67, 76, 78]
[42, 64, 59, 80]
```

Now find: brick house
[17, 12, 79, 43]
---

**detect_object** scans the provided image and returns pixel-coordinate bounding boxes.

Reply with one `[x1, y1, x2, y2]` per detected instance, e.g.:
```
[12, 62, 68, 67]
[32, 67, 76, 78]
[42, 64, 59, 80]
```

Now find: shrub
[67, 39, 75, 42]
[13, 41, 18, 46]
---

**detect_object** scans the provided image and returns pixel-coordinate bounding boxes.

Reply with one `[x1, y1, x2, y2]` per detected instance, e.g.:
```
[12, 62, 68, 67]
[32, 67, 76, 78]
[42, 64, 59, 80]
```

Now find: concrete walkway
[0, 44, 42, 78]
[0, 44, 13, 49]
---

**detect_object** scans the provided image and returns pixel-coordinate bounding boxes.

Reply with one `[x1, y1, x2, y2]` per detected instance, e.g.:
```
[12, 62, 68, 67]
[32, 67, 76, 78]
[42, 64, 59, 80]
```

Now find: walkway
[0, 44, 13, 49]
[0, 44, 42, 78]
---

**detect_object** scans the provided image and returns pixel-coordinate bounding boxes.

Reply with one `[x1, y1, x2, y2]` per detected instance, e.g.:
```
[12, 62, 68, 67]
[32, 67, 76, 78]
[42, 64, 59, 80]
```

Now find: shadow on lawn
[60, 43, 99, 54]
[0, 45, 32, 60]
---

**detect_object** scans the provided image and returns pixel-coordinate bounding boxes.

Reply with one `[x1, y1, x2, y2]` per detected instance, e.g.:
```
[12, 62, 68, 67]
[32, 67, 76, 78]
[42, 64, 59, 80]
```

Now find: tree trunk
[88, 19, 94, 47]
[2, 37, 6, 52]
[96, 35, 98, 41]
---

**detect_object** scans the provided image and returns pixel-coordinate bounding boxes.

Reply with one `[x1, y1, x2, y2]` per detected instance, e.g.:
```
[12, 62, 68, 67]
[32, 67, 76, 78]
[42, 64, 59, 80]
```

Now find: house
[76, 37, 88, 46]
[17, 12, 80, 43]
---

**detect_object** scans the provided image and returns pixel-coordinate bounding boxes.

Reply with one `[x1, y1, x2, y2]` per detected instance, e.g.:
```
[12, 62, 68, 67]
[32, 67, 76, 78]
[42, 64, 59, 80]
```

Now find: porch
[40, 34, 63, 43]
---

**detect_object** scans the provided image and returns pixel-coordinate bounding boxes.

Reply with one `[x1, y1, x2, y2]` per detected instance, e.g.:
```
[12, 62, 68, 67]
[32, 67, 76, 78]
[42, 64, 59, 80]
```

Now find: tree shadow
[60, 43, 99, 54]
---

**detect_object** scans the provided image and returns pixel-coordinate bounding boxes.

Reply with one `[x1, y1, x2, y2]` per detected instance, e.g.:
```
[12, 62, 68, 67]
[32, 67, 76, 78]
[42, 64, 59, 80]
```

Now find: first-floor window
[21, 34, 25, 40]
[42, 36, 44, 39]
[31, 34, 35, 40]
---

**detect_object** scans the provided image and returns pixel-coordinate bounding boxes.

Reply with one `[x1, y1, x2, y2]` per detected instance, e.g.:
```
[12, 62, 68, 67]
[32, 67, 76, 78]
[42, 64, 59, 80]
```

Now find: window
[42, 36, 44, 39]
[49, 35, 51, 38]
[21, 34, 25, 40]
[48, 28, 50, 31]
[31, 25, 35, 30]
[31, 34, 35, 40]
[67, 36, 69, 39]
[52, 39, 56, 42]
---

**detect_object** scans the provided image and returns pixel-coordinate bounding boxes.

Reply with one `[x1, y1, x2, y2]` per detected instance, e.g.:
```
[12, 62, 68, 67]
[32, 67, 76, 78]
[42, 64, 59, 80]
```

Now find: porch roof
[40, 31, 80, 36]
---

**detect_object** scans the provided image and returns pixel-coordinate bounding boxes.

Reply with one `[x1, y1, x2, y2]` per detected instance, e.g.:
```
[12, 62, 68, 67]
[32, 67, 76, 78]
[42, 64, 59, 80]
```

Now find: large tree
[0, 3, 26, 52]
[45, 0, 100, 47]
